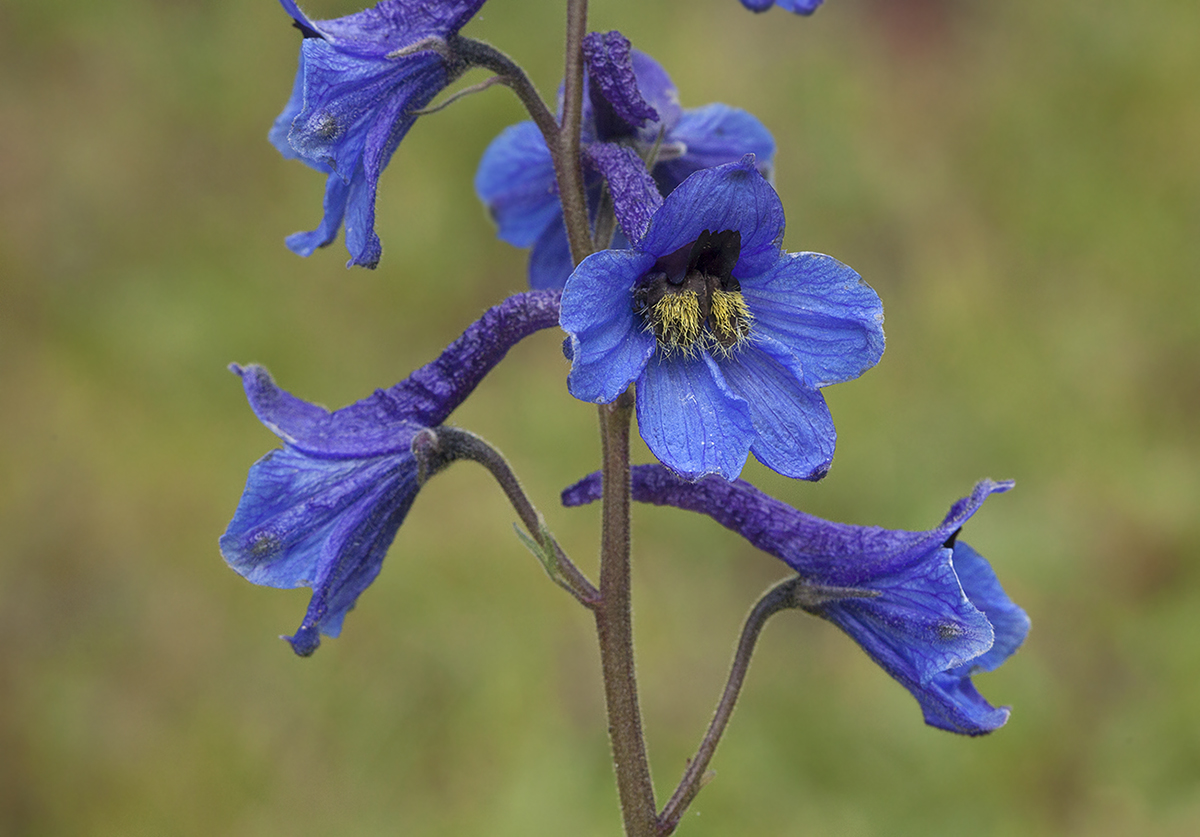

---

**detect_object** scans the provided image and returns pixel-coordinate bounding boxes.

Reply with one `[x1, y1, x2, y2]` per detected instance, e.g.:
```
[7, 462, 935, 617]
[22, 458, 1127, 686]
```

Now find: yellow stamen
[707, 288, 753, 355]
[653, 291, 703, 355]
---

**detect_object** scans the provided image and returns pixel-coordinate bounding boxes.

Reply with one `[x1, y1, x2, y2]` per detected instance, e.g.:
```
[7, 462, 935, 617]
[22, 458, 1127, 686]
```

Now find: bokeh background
[3, 0, 1198, 834]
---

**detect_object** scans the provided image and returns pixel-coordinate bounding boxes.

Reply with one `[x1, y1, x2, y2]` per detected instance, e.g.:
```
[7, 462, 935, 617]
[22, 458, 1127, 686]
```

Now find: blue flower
[739, 0, 825, 14]
[559, 156, 884, 481]
[563, 465, 1030, 735]
[270, 0, 487, 268]
[221, 290, 561, 655]
[474, 31, 775, 289]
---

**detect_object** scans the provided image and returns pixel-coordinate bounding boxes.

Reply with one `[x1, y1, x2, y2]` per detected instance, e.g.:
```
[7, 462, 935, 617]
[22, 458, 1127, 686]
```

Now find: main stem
[595, 393, 657, 837]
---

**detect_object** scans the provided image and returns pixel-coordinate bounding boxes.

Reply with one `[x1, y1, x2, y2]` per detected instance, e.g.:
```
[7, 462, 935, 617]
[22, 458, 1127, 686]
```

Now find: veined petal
[636, 353, 755, 480]
[298, 0, 489, 52]
[270, 49, 311, 164]
[285, 165, 351, 256]
[561, 250, 658, 403]
[819, 555, 995, 684]
[220, 445, 421, 656]
[717, 335, 835, 480]
[655, 104, 776, 194]
[282, 464, 421, 656]
[740, 251, 884, 387]
[290, 40, 442, 178]
[946, 542, 1031, 675]
[915, 673, 1011, 736]
[474, 121, 559, 248]
[640, 157, 784, 278]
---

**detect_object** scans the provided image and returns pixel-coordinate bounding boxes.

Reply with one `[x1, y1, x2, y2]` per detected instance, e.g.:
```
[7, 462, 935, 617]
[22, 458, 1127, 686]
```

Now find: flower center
[632, 229, 752, 356]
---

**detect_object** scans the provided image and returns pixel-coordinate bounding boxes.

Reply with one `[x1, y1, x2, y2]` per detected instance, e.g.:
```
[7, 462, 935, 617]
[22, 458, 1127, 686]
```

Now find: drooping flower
[559, 155, 884, 481]
[474, 30, 775, 289]
[270, 0, 487, 268]
[221, 290, 561, 655]
[563, 465, 1029, 735]
[739, 0, 825, 15]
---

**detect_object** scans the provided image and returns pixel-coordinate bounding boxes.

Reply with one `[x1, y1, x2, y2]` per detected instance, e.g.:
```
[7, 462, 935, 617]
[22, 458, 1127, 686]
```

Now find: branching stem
[656, 577, 807, 835]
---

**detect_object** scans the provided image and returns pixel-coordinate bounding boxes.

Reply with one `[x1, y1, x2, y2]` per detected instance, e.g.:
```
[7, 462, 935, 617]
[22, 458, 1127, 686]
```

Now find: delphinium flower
[564, 464, 1029, 735]
[270, 0, 488, 268]
[559, 155, 884, 481]
[221, 290, 561, 655]
[475, 30, 775, 289]
[739, 0, 826, 15]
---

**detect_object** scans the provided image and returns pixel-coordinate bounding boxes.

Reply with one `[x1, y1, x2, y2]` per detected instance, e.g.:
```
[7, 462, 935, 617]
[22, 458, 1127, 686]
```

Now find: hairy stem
[595, 391, 657, 837]
[656, 577, 806, 836]
[412, 427, 599, 607]
[454, 37, 561, 159]
[559, 0, 594, 264]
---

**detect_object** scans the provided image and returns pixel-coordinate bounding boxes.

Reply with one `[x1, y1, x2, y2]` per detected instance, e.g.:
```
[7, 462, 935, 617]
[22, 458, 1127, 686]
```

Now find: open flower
[563, 465, 1030, 735]
[474, 31, 775, 289]
[221, 290, 560, 655]
[560, 156, 884, 481]
[270, 0, 487, 267]
[739, 0, 825, 14]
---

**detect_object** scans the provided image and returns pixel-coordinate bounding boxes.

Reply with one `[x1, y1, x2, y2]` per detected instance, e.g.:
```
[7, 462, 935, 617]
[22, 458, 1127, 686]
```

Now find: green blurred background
[2, 0, 1198, 834]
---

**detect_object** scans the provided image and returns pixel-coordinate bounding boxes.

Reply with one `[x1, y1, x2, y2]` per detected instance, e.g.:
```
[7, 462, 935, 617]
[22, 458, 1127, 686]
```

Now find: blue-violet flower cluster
[739, 0, 825, 14]
[564, 464, 1030, 735]
[221, 290, 560, 655]
[270, 0, 487, 267]
[475, 31, 775, 289]
[560, 156, 884, 481]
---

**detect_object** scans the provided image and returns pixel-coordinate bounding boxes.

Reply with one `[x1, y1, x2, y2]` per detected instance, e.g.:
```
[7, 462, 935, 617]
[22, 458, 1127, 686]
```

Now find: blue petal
[283, 465, 421, 656]
[947, 541, 1031, 675]
[528, 215, 575, 290]
[739, 252, 884, 387]
[270, 49, 311, 164]
[290, 40, 442, 181]
[303, 0, 489, 50]
[655, 104, 776, 194]
[561, 250, 657, 402]
[220, 445, 421, 656]
[630, 50, 683, 133]
[775, 0, 825, 15]
[587, 142, 662, 246]
[285, 165, 352, 257]
[739, 0, 775, 12]
[636, 353, 755, 480]
[221, 447, 407, 587]
[820, 547, 995, 684]
[915, 672, 1011, 736]
[474, 121, 559, 248]
[639, 157, 784, 278]
[716, 336, 835, 480]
